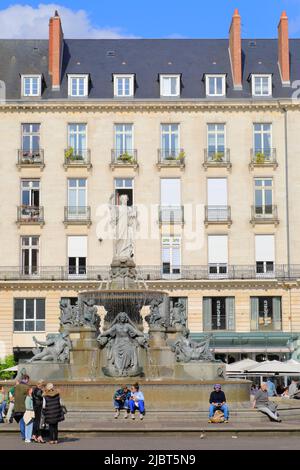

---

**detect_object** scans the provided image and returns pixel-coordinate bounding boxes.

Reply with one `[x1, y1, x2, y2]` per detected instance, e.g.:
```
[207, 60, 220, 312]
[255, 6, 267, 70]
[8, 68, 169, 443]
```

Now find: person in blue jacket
[113, 385, 131, 419]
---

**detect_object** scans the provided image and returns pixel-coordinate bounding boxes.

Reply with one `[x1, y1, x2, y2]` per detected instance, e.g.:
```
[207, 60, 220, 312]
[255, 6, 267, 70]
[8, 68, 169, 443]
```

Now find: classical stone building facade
[1, 9, 300, 362]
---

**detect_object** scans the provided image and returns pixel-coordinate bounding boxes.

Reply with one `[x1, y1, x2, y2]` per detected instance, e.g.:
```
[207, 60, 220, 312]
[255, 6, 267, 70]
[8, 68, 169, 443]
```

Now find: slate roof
[0, 38, 299, 100]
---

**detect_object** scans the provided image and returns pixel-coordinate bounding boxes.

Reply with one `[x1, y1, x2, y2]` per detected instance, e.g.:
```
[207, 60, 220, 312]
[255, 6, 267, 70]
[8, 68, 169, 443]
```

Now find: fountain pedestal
[68, 327, 100, 380]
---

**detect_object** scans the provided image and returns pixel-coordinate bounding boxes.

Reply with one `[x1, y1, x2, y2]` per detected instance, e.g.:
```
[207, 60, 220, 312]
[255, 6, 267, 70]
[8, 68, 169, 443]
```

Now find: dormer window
[160, 75, 180, 97]
[252, 75, 272, 97]
[68, 74, 89, 97]
[22, 75, 41, 97]
[205, 75, 226, 97]
[113, 74, 134, 97]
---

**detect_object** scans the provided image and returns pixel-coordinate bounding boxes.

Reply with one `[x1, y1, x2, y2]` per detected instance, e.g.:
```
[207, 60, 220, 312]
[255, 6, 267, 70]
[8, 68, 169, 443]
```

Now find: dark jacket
[42, 391, 64, 425]
[113, 388, 131, 401]
[32, 387, 43, 410]
[209, 390, 226, 404]
[14, 383, 29, 413]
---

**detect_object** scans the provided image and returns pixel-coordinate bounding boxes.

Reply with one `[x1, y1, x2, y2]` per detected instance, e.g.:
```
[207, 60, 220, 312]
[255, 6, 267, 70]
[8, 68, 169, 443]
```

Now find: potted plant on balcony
[65, 147, 75, 161]
[255, 152, 265, 164]
[117, 151, 134, 163]
[212, 151, 224, 162]
[176, 150, 186, 164]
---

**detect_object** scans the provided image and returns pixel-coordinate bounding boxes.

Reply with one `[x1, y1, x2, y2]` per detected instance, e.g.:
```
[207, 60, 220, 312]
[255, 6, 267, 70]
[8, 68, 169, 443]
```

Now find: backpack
[211, 409, 225, 423]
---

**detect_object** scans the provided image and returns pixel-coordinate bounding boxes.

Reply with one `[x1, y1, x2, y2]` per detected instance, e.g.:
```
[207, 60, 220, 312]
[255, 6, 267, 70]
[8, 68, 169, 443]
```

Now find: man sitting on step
[113, 385, 131, 419]
[208, 384, 229, 423]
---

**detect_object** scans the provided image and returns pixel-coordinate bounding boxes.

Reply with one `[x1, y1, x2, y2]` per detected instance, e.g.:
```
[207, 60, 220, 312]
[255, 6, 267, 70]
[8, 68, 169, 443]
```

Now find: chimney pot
[229, 9, 242, 89]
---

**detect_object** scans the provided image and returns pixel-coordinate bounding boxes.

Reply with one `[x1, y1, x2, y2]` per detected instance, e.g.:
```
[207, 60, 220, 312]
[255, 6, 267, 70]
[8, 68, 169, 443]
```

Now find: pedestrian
[23, 387, 34, 443]
[5, 380, 18, 423]
[266, 378, 277, 397]
[253, 382, 282, 422]
[288, 378, 300, 399]
[32, 380, 45, 443]
[14, 374, 30, 439]
[113, 384, 131, 419]
[208, 384, 229, 423]
[42, 383, 65, 444]
[0, 386, 7, 423]
[129, 383, 145, 420]
[281, 387, 290, 398]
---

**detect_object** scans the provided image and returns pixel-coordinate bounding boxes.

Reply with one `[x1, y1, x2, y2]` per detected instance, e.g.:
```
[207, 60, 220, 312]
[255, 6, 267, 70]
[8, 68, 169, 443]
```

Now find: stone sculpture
[28, 332, 72, 363]
[59, 299, 73, 326]
[97, 312, 148, 377]
[110, 194, 137, 262]
[82, 299, 101, 330]
[171, 329, 214, 362]
[170, 301, 187, 327]
[59, 298, 100, 330]
[145, 298, 165, 327]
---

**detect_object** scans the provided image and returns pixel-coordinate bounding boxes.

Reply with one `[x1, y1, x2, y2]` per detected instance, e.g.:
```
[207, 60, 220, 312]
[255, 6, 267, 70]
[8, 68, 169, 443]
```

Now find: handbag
[61, 405, 67, 415]
[23, 410, 35, 425]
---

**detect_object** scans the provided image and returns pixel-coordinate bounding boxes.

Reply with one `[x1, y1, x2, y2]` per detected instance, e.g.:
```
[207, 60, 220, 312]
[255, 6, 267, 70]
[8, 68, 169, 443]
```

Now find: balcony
[159, 206, 184, 225]
[251, 205, 279, 225]
[64, 148, 92, 170]
[110, 149, 138, 170]
[203, 149, 231, 170]
[17, 149, 44, 170]
[157, 148, 185, 170]
[64, 206, 91, 227]
[205, 206, 232, 227]
[249, 148, 277, 169]
[17, 205, 44, 226]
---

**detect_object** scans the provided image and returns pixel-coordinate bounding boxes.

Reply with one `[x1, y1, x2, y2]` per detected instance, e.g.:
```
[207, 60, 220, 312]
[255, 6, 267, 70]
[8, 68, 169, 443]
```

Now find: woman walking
[32, 380, 45, 443]
[24, 388, 35, 443]
[42, 383, 64, 444]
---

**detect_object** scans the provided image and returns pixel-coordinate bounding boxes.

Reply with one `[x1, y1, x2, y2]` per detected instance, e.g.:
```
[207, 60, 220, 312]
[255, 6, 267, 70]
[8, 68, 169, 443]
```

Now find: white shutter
[208, 235, 228, 264]
[207, 178, 227, 205]
[68, 236, 87, 257]
[161, 179, 181, 206]
[255, 235, 274, 261]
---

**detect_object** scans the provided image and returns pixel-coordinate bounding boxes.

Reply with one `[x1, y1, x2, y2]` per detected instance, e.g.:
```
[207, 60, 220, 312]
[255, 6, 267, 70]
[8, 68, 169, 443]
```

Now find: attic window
[205, 74, 226, 97]
[113, 74, 134, 97]
[252, 74, 272, 97]
[21, 75, 42, 97]
[106, 51, 116, 57]
[160, 74, 180, 97]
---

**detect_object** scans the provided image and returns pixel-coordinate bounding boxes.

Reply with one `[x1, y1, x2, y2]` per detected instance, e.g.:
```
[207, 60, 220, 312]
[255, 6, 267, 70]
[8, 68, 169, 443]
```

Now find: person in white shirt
[129, 383, 145, 420]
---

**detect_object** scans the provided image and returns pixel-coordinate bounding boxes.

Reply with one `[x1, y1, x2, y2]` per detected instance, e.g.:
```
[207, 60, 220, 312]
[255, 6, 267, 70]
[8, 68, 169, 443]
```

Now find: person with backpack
[42, 383, 65, 444]
[208, 384, 229, 423]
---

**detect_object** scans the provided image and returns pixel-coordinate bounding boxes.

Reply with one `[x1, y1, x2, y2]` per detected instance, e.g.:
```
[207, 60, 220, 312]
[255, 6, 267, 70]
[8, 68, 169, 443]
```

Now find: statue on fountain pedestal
[171, 329, 213, 362]
[97, 312, 148, 377]
[110, 194, 137, 263]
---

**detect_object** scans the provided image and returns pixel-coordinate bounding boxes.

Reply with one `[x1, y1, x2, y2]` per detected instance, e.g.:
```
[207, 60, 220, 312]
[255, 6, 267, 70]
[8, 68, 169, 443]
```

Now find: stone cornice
[0, 99, 297, 113]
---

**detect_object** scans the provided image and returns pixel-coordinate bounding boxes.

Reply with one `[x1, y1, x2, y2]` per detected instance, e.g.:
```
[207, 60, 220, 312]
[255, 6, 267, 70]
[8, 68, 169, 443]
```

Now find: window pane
[216, 77, 223, 94]
[36, 299, 45, 319]
[209, 77, 215, 95]
[26, 299, 34, 319]
[25, 321, 34, 331]
[170, 77, 177, 95]
[36, 321, 45, 331]
[14, 321, 24, 332]
[14, 299, 24, 320]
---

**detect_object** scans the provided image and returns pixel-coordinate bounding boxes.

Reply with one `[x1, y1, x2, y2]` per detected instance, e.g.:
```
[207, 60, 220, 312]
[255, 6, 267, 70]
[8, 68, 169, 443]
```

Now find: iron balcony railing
[64, 148, 91, 166]
[64, 206, 91, 223]
[18, 149, 44, 166]
[111, 149, 138, 165]
[0, 264, 299, 281]
[17, 205, 44, 224]
[159, 206, 184, 224]
[204, 148, 230, 165]
[157, 148, 185, 165]
[251, 205, 278, 222]
[205, 205, 231, 223]
[250, 148, 277, 165]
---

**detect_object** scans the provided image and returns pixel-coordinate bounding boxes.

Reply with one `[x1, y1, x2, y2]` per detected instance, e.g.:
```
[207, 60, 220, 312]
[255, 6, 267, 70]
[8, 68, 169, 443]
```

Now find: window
[254, 178, 273, 216]
[253, 123, 272, 159]
[207, 178, 228, 220]
[67, 179, 87, 219]
[203, 297, 235, 331]
[22, 75, 41, 97]
[22, 124, 40, 152]
[252, 75, 272, 96]
[21, 236, 39, 275]
[115, 178, 134, 206]
[21, 180, 40, 207]
[68, 75, 89, 97]
[115, 124, 133, 158]
[251, 297, 281, 331]
[205, 75, 226, 97]
[161, 124, 179, 159]
[68, 236, 87, 276]
[68, 124, 87, 158]
[113, 74, 134, 97]
[208, 235, 228, 275]
[160, 75, 180, 97]
[207, 124, 225, 160]
[255, 235, 275, 275]
[160, 179, 182, 223]
[162, 236, 181, 277]
[14, 298, 45, 332]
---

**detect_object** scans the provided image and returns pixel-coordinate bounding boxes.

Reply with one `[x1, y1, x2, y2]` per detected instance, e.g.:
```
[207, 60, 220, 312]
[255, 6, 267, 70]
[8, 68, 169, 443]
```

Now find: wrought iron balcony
[250, 148, 277, 169]
[205, 205, 232, 226]
[157, 148, 185, 169]
[64, 148, 92, 169]
[110, 149, 138, 170]
[159, 206, 184, 225]
[17, 149, 44, 169]
[17, 205, 44, 225]
[203, 149, 231, 170]
[64, 206, 91, 226]
[251, 205, 279, 225]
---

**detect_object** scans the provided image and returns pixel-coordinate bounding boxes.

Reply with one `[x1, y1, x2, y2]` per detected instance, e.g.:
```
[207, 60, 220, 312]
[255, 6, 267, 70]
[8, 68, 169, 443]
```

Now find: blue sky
[0, 1, 300, 39]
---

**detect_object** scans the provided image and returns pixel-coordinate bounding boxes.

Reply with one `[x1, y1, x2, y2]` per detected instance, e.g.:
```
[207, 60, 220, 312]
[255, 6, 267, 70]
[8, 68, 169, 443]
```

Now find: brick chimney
[49, 11, 64, 90]
[229, 9, 242, 90]
[278, 11, 290, 85]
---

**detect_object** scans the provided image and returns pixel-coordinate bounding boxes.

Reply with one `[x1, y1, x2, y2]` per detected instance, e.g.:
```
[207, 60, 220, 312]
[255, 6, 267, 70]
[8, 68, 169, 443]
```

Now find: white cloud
[0, 3, 137, 39]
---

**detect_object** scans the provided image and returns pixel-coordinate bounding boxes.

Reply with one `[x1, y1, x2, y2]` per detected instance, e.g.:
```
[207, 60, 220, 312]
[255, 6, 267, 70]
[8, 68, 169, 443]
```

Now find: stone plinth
[173, 361, 226, 381]
[18, 362, 71, 381]
[68, 327, 101, 380]
[166, 325, 186, 344]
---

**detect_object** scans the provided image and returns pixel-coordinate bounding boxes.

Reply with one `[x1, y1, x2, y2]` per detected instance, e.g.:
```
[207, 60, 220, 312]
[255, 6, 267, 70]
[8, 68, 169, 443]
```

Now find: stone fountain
[19, 195, 250, 408]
